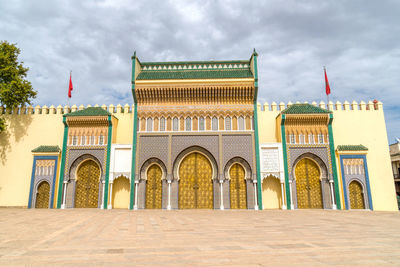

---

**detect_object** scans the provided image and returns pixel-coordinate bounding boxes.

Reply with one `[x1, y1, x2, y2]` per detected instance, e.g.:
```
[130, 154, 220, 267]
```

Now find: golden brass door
[229, 163, 247, 209]
[75, 160, 100, 208]
[146, 164, 162, 209]
[295, 158, 323, 209]
[349, 181, 365, 209]
[179, 152, 213, 209]
[35, 181, 50, 208]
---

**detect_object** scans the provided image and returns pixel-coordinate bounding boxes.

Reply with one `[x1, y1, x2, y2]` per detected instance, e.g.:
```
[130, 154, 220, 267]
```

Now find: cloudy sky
[0, 0, 399, 142]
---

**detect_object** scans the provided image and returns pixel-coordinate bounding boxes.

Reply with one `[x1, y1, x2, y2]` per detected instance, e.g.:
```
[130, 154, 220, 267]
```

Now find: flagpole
[324, 66, 330, 111]
[68, 70, 71, 107]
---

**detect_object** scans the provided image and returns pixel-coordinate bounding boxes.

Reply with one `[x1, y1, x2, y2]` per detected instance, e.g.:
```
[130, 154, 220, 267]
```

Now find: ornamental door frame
[339, 154, 372, 210]
[292, 153, 329, 209]
[28, 155, 59, 209]
[66, 154, 104, 208]
[35, 180, 51, 209]
[74, 158, 102, 208]
[173, 146, 218, 209]
[348, 178, 367, 209]
[224, 157, 252, 209]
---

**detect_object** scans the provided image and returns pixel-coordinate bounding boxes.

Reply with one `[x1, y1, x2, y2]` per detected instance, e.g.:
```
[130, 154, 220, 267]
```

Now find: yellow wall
[0, 107, 63, 207]
[257, 101, 397, 211]
[332, 102, 397, 211]
[112, 176, 130, 209]
[0, 104, 135, 207]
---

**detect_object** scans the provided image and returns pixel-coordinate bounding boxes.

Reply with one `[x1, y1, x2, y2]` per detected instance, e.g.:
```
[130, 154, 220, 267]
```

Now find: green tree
[0, 41, 37, 132]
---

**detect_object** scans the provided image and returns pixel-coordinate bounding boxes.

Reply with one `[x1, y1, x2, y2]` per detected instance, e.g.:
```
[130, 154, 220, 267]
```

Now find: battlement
[0, 100, 383, 116]
[0, 104, 135, 115]
[257, 100, 383, 112]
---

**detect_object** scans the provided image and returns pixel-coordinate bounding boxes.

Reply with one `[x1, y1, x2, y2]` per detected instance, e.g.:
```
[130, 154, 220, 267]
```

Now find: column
[280, 181, 287, 210]
[289, 180, 294, 209]
[101, 180, 105, 209]
[253, 180, 258, 210]
[108, 182, 113, 209]
[61, 181, 68, 209]
[329, 180, 337, 210]
[167, 180, 172, 210]
[219, 180, 224, 210]
[134, 180, 139, 210]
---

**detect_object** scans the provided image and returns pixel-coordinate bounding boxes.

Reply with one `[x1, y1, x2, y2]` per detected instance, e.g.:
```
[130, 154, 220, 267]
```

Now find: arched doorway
[35, 181, 50, 208]
[179, 152, 213, 209]
[229, 163, 247, 209]
[262, 176, 281, 209]
[295, 158, 323, 209]
[112, 176, 130, 209]
[146, 164, 162, 209]
[75, 160, 100, 208]
[349, 180, 365, 209]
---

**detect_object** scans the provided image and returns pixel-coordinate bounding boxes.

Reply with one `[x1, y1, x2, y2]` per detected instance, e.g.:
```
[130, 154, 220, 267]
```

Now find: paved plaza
[0, 209, 399, 266]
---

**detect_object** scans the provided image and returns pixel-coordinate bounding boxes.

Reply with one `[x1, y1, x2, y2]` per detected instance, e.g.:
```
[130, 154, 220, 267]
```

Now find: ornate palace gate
[349, 181, 365, 209]
[295, 158, 323, 209]
[75, 160, 100, 208]
[145, 164, 162, 209]
[229, 163, 247, 209]
[179, 152, 213, 209]
[35, 181, 50, 208]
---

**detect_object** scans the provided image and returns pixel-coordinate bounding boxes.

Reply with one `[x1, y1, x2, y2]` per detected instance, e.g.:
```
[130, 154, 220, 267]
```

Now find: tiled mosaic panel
[222, 135, 254, 175]
[75, 160, 100, 208]
[349, 181, 365, 209]
[295, 158, 323, 209]
[66, 149, 106, 179]
[145, 165, 162, 209]
[172, 135, 219, 169]
[178, 153, 213, 209]
[35, 181, 50, 208]
[229, 163, 247, 209]
[138, 136, 169, 173]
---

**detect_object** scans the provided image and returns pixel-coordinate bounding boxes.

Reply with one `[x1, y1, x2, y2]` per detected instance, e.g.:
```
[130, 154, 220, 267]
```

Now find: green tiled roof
[282, 104, 331, 114]
[64, 107, 111, 117]
[136, 69, 253, 80]
[337, 145, 368, 151]
[32, 145, 60, 153]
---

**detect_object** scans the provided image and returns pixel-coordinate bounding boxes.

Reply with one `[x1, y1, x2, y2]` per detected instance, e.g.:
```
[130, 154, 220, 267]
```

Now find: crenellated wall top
[257, 100, 383, 112]
[0, 100, 384, 115]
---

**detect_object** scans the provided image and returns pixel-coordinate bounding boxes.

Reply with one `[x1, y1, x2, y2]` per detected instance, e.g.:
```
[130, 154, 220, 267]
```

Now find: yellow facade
[0, 100, 397, 211]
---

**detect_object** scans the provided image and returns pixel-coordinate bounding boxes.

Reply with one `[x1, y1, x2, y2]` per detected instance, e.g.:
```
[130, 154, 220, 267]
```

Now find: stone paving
[0, 209, 399, 266]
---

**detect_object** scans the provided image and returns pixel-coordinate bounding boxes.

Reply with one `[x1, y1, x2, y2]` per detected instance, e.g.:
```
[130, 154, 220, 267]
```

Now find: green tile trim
[337, 145, 368, 151]
[280, 115, 291, 209]
[136, 69, 253, 80]
[32, 145, 60, 153]
[64, 107, 111, 117]
[130, 54, 138, 210]
[252, 53, 262, 210]
[281, 104, 331, 114]
[328, 113, 341, 210]
[141, 60, 249, 66]
[56, 117, 68, 208]
[103, 115, 112, 209]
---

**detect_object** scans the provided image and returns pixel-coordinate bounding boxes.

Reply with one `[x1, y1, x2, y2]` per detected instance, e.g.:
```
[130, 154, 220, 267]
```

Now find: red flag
[324, 67, 331, 95]
[68, 73, 73, 98]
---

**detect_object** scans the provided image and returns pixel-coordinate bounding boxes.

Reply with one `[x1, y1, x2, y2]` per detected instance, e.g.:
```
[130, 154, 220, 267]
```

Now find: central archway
[75, 160, 100, 208]
[112, 176, 130, 209]
[179, 152, 213, 209]
[295, 158, 323, 209]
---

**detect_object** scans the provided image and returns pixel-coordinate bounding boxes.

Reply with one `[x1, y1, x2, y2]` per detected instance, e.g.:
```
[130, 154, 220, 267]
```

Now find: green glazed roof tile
[281, 104, 331, 114]
[32, 145, 61, 153]
[136, 69, 253, 80]
[64, 107, 111, 117]
[337, 145, 368, 151]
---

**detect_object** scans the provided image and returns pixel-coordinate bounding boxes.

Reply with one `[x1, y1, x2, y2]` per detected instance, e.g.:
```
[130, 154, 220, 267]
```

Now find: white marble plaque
[261, 148, 279, 172]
